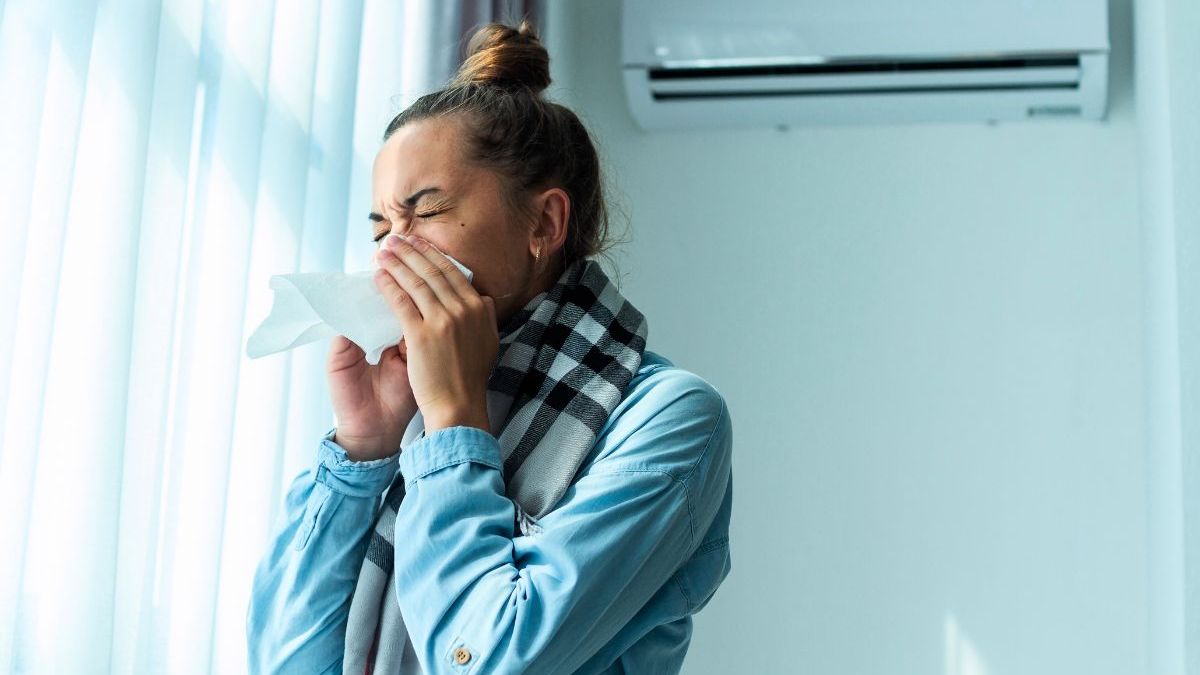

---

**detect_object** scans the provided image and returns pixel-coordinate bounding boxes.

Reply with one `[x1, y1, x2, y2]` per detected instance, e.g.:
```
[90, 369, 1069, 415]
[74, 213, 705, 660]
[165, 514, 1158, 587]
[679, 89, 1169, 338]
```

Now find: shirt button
[453, 647, 472, 665]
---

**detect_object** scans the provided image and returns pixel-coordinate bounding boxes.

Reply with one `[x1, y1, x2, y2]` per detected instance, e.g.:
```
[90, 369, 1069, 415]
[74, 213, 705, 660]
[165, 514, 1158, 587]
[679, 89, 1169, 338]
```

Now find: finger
[374, 266, 421, 328]
[379, 235, 461, 310]
[375, 246, 438, 319]
[327, 335, 365, 370]
[481, 295, 496, 326]
[403, 235, 476, 300]
[378, 343, 399, 361]
[332, 334, 366, 359]
[330, 334, 360, 356]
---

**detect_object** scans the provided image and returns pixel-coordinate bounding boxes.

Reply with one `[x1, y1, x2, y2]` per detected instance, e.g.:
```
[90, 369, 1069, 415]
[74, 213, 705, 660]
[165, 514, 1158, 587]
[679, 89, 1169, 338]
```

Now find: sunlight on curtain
[0, 0, 540, 671]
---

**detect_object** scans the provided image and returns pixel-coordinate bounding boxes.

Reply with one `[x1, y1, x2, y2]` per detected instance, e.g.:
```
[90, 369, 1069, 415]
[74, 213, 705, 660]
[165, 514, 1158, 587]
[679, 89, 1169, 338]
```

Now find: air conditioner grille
[652, 81, 1077, 101]
[647, 55, 1081, 80]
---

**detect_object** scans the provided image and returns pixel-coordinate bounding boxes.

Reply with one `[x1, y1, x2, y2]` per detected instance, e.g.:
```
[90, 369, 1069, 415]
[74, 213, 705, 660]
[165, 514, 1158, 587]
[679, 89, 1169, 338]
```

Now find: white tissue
[245, 241, 474, 365]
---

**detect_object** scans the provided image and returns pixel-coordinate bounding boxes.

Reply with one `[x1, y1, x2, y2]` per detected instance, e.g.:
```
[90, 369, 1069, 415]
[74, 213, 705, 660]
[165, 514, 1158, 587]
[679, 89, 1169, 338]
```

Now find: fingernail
[385, 234, 403, 248]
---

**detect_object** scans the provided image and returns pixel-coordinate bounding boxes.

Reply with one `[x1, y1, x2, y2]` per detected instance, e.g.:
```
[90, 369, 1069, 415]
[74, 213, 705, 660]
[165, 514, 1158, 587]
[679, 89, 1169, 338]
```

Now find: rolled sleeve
[313, 427, 401, 498]
[398, 425, 503, 488]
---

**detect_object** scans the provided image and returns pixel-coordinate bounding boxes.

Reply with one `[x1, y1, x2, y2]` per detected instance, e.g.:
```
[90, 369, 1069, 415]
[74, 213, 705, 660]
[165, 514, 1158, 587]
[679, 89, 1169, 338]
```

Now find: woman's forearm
[246, 427, 400, 675]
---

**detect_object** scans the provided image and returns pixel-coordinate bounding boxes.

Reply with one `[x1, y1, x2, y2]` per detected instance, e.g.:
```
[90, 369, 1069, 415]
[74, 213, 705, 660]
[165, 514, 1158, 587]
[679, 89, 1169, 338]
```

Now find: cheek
[461, 251, 526, 300]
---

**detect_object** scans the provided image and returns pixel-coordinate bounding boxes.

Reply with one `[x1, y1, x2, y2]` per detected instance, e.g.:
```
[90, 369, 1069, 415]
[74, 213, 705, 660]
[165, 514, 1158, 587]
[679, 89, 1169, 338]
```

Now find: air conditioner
[621, 0, 1109, 129]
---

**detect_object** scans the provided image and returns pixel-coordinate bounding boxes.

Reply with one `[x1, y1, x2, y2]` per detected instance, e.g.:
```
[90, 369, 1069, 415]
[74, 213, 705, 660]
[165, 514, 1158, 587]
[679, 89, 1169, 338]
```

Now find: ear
[530, 187, 570, 258]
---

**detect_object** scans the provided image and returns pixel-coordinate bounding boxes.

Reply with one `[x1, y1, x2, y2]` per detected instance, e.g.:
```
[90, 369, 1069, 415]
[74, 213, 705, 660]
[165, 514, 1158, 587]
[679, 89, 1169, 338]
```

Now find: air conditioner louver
[646, 55, 1086, 101]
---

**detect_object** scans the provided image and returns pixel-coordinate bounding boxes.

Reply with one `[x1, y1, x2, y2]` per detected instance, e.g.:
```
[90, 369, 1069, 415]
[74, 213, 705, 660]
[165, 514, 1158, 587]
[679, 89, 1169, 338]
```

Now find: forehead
[372, 117, 471, 199]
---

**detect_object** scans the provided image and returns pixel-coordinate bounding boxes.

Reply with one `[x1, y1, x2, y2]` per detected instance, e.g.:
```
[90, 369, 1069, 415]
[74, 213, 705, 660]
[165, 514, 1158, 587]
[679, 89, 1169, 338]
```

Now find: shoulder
[583, 349, 732, 485]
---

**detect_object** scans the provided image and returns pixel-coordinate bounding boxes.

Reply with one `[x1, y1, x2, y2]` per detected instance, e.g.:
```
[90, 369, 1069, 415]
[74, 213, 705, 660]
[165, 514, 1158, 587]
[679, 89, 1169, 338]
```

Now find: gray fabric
[395, 0, 542, 108]
[342, 258, 647, 674]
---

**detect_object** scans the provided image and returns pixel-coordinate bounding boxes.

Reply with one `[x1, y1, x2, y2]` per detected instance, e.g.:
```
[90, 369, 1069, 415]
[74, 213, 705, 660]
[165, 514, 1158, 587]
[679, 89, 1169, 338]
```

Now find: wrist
[423, 405, 490, 435]
[331, 430, 398, 462]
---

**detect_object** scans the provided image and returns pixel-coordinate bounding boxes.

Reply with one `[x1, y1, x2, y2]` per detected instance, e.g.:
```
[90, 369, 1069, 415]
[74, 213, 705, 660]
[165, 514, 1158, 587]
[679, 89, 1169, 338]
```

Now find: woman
[247, 20, 733, 675]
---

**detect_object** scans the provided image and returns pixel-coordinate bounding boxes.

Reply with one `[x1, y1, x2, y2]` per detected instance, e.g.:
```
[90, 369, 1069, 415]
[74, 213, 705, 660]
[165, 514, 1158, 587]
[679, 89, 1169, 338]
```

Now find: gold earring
[534, 245, 542, 262]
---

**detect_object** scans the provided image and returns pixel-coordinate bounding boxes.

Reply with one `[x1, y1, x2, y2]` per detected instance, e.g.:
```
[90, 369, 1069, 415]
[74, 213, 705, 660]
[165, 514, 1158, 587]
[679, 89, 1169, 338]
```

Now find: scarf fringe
[514, 500, 544, 536]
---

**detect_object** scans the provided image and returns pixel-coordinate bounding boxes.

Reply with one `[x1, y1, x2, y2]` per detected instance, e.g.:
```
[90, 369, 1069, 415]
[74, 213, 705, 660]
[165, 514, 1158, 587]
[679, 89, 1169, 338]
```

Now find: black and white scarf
[342, 257, 648, 675]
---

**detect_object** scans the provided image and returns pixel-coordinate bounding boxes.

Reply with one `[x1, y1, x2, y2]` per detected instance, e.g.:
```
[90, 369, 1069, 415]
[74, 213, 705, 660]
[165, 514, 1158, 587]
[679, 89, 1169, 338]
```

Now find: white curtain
[0, 0, 538, 672]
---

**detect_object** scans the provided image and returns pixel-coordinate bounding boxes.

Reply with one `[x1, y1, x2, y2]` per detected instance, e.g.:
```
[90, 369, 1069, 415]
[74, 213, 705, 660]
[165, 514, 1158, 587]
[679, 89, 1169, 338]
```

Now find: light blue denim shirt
[246, 350, 733, 674]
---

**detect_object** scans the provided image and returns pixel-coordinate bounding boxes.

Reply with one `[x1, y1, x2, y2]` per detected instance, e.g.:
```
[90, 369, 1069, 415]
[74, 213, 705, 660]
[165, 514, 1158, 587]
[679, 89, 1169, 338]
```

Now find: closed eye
[372, 210, 445, 242]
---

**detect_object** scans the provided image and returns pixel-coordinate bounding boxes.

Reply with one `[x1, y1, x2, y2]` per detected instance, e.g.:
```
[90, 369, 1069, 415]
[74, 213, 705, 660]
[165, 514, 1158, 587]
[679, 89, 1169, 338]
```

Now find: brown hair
[383, 20, 621, 276]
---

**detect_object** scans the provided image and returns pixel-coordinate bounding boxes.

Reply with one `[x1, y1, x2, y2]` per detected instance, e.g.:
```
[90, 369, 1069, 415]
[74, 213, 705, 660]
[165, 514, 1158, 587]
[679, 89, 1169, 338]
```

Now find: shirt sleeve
[246, 427, 401, 675]
[392, 383, 732, 675]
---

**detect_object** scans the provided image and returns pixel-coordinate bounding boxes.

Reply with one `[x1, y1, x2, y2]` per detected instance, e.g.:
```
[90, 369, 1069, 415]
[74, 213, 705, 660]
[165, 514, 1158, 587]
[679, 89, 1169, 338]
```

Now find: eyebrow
[368, 186, 444, 221]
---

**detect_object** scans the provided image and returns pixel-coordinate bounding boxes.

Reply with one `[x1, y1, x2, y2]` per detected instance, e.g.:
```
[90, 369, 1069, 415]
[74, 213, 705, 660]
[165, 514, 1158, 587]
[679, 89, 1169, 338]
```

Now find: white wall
[545, 1, 1148, 673]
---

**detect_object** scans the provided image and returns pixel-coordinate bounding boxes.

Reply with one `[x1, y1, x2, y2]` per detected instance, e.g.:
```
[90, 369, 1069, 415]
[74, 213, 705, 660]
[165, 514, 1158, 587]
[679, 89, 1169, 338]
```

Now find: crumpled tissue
[245, 238, 474, 365]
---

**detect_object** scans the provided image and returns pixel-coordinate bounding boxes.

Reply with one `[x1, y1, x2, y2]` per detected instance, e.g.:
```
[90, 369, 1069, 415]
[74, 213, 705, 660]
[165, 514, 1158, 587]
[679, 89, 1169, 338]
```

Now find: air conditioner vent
[647, 55, 1081, 80]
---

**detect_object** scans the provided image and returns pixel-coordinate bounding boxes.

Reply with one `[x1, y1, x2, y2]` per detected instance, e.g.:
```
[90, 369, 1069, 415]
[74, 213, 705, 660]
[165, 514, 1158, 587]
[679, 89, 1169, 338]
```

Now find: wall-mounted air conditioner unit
[621, 0, 1109, 129]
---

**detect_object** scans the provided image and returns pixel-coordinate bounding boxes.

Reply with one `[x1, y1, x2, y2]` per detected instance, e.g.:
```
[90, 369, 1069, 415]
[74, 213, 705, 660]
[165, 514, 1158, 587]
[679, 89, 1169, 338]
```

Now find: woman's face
[370, 116, 553, 329]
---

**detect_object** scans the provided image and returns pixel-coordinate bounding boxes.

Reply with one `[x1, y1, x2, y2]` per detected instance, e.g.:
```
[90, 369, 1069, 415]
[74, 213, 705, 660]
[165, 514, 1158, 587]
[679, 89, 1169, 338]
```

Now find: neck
[497, 261, 562, 331]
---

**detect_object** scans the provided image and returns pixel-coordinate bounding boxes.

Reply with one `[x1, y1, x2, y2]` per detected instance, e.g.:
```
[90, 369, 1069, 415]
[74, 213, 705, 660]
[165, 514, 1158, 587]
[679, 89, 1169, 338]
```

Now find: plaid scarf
[342, 257, 648, 675]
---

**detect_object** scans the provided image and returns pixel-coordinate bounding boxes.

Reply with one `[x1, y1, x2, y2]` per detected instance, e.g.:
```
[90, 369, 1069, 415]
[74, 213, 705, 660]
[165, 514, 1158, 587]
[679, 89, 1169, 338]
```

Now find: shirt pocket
[672, 534, 731, 614]
[293, 483, 332, 551]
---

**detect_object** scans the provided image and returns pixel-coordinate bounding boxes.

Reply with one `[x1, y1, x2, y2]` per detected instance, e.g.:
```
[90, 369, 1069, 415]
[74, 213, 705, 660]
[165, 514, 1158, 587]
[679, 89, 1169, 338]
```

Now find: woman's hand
[373, 233, 498, 434]
[327, 335, 419, 461]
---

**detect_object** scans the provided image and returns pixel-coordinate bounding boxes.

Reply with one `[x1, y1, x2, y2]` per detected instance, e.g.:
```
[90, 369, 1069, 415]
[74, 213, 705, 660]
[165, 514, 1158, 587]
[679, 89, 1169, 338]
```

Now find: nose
[386, 220, 412, 239]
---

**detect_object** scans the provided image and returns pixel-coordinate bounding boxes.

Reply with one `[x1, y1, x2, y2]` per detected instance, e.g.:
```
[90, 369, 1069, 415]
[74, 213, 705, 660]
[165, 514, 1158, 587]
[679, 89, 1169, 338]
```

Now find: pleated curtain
[0, 0, 539, 672]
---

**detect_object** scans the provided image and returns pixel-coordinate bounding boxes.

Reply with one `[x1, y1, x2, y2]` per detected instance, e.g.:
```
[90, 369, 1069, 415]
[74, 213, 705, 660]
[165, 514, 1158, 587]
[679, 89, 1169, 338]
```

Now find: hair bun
[452, 19, 551, 95]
